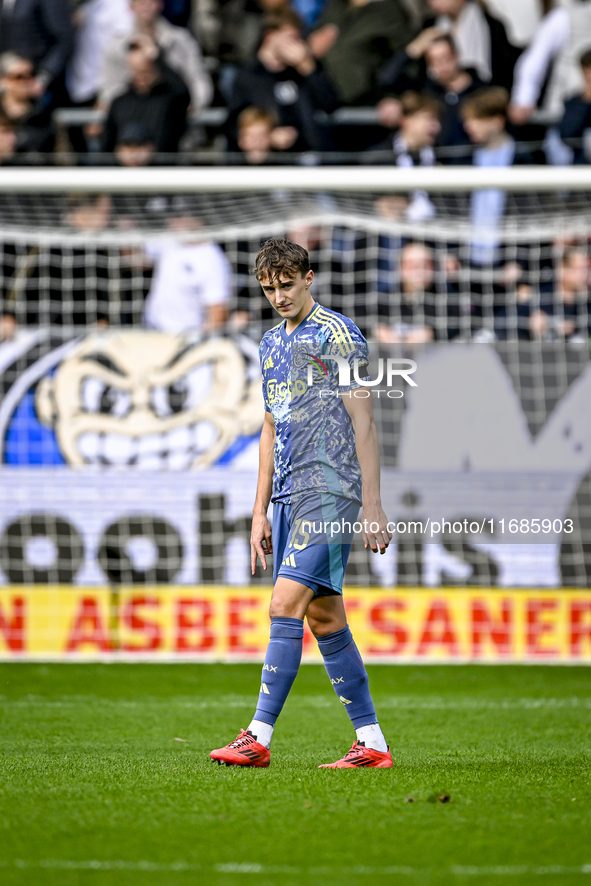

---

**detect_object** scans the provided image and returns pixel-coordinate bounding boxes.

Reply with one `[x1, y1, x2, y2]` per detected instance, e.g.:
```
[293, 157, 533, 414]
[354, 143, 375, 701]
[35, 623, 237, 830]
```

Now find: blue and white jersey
[259, 303, 370, 504]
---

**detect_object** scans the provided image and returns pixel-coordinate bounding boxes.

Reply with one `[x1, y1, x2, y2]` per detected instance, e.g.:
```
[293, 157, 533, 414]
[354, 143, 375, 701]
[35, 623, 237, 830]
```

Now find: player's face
[259, 270, 314, 327]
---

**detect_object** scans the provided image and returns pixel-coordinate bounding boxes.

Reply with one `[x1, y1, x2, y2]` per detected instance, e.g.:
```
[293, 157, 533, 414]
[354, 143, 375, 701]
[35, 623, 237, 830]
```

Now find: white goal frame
[0, 165, 590, 193]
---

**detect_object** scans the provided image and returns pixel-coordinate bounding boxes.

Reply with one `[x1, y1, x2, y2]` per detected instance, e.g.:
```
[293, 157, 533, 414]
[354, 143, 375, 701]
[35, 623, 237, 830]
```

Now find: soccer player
[210, 237, 393, 769]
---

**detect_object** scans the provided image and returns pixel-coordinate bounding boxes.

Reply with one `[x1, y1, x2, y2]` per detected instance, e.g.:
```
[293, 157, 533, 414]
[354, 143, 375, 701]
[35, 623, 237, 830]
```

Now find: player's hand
[361, 504, 392, 554]
[251, 511, 273, 574]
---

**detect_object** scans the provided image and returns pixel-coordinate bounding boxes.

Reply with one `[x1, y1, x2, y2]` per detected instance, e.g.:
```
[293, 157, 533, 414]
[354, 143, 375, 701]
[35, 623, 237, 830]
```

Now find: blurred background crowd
[0, 0, 590, 166]
[0, 0, 590, 347]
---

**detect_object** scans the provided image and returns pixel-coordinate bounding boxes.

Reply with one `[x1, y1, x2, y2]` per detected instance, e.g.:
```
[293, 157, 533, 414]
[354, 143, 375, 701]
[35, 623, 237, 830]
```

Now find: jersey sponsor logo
[266, 378, 306, 406]
[281, 553, 296, 568]
[339, 695, 353, 705]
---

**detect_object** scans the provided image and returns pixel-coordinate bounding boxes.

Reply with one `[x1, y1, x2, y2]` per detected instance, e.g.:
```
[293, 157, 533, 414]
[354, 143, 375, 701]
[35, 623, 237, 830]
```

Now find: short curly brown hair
[252, 237, 310, 282]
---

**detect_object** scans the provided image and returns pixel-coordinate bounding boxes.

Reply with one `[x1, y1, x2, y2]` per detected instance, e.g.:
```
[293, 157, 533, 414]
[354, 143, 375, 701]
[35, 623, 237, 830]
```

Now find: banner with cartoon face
[1, 334, 590, 587]
[0, 329, 264, 469]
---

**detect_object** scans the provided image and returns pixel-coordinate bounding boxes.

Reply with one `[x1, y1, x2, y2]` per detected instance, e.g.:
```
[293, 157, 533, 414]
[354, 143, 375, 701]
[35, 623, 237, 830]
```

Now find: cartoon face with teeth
[35, 331, 264, 469]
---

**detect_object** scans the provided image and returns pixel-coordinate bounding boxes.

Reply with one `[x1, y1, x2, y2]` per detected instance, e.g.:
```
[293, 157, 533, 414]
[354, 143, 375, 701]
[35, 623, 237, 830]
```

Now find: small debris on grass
[404, 797, 415, 803]
[427, 792, 452, 803]
[174, 737, 187, 742]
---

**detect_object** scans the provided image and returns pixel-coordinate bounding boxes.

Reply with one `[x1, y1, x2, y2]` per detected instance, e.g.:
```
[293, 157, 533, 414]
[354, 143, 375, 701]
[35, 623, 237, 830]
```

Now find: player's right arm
[251, 410, 276, 574]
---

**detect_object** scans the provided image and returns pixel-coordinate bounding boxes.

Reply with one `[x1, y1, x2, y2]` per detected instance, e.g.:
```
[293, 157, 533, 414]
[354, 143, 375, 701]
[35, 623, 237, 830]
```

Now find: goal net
[0, 165, 591, 615]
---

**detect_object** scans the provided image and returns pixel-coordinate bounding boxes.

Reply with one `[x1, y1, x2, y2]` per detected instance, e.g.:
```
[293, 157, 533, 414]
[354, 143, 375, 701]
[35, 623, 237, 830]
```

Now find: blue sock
[317, 625, 377, 728]
[253, 617, 304, 727]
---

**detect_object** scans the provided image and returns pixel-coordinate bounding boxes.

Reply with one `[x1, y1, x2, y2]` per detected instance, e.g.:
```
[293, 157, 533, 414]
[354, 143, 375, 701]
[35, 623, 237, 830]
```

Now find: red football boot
[319, 741, 393, 769]
[210, 729, 270, 767]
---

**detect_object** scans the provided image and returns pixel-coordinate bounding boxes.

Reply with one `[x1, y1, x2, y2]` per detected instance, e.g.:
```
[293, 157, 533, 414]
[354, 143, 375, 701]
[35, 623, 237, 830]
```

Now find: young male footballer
[210, 237, 393, 769]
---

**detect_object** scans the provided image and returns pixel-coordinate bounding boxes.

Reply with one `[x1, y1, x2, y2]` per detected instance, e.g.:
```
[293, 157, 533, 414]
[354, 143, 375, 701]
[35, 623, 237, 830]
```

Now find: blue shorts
[272, 493, 360, 596]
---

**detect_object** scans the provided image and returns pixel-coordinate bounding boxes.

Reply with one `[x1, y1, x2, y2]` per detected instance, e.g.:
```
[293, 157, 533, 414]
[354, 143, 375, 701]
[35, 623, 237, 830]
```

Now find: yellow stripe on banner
[0, 588, 590, 662]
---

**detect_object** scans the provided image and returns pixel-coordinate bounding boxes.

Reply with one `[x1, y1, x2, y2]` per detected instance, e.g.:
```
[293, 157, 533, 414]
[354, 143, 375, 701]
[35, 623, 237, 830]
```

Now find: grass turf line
[0, 664, 590, 886]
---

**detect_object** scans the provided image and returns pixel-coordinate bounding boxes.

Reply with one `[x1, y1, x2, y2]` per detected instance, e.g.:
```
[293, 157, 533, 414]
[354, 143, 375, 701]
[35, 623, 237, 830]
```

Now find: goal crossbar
[1, 165, 591, 193]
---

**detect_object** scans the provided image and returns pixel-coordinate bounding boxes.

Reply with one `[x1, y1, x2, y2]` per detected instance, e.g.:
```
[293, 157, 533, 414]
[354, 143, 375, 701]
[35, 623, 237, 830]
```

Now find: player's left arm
[342, 394, 392, 554]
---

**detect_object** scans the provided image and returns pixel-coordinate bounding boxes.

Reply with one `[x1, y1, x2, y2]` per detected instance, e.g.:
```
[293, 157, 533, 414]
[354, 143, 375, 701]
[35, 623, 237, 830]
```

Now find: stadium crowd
[0, 0, 590, 345]
[0, 0, 589, 164]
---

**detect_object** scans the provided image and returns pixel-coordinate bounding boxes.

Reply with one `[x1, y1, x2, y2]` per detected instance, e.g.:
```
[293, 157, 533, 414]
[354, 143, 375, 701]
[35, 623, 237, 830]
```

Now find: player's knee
[307, 612, 341, 637]
[269, 598, 299, 619]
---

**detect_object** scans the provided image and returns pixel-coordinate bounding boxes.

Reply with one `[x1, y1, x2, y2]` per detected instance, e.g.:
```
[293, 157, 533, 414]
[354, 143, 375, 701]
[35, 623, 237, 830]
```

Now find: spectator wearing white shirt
[483, 0, 541, 48]
[98, 0, 212, 114]
[422, 0, 520, 92]
[510, 0, 591, 125]
[67, 0, 133, 105]
[144, 215, 231, 334]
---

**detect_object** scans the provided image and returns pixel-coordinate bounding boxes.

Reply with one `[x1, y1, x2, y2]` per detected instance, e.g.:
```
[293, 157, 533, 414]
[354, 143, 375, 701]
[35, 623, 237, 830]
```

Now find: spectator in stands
[421, 0, 519, 92]
[237, 107, 276, 165]
[0, 0, 74, 104]
[144, 210, 231, 334]
[560, 49, 591, 165]
[102, 36, 190, 154]
[0, 113, 17, 166]
[528, 247, 591, 343]
[369, 91, 441, 162]
[194, 0, 296, 103]
[0, 52, 54, 153]
[482, 0, 540, 49]
[378, 32, 483, 153]
[235, 105, 297, 165]
[510, 0, 591, 127]
[228, 10, 339, 153]
[373, 241, 463, 342]
[368, 92, 440, 221]
[461, 87, 535, 265]
[98, 0, 212, 115]
[67, 0, 133, 108]
[114, 121, 156, 166]
[308, 0, 411, 105]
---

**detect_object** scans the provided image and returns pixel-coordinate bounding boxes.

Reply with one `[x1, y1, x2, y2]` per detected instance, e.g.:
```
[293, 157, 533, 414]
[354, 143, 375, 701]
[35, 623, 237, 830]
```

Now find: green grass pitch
[0, 663, 590, 886]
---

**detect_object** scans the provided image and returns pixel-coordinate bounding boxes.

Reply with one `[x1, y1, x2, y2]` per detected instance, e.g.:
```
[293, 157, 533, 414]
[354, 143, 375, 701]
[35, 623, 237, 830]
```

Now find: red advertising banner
[1, 587, 590, 662]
